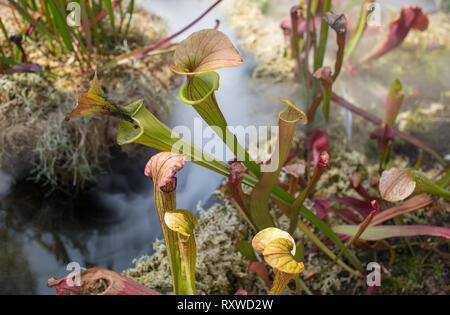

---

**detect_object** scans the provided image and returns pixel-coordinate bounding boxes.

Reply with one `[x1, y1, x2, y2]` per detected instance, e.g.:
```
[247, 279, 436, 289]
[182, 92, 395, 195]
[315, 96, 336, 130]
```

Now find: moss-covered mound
[0, 8, 179, 191]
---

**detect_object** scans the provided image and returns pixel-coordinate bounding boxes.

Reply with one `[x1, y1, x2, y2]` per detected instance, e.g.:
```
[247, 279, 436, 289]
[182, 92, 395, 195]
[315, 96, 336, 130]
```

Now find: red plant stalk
[330, 92, 446, 166]
[117, 0, 223, 66]
[289, 152, 329, 234]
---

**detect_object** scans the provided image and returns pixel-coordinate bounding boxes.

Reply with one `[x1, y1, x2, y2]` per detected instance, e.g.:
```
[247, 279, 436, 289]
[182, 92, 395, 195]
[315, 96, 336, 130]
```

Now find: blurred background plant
[0, 0, 136, 73]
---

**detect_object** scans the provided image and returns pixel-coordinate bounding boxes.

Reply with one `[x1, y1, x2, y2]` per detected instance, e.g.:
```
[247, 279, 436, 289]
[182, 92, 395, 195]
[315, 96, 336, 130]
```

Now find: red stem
[124, 0, 223, 63]
[331, 92, 446, 166]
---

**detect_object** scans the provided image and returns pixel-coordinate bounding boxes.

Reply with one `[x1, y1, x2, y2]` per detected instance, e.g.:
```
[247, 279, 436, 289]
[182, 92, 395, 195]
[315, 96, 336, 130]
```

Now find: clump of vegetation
[0, 2, 177, 191]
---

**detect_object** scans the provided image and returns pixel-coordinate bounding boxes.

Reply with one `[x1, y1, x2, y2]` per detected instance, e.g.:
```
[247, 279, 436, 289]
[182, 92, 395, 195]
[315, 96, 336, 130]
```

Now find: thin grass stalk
[79, 0, 93, 52]
[312, 0, 331, 95]
[303, 1, 313, 104]
[291, 5, 308, 106]
[296, 219, 361, 277]
[304, 207, 377, 282]
[86, 0, 101, 52]
[344, 0, 374, 61]
[116, 0, 124, 40]
[121, 0, 134, 43]
[38, 0, 54, 33]
[104, 0, 116, 42]
[0, 18, 13, 58]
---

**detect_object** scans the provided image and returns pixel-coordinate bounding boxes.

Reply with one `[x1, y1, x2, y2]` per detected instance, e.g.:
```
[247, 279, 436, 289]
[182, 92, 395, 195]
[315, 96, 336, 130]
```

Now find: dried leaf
[370, 194, 433, 226]
[170, 29, 242, 75]
[48, 268, 161, 295]
[65, 74, 123, 121]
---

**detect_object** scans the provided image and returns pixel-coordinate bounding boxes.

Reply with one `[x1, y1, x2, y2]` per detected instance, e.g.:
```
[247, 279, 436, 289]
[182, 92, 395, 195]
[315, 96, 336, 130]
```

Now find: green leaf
[249, 98, 306, 230]
[236, 240, 257, 262]
[344, 0, 373, 61]
[332, 225, 450, 240]
[47, 0, 74, 52]
[104, 0, 117, 40]
[170, 29, 242, 75]
[0, 56, 21, 66]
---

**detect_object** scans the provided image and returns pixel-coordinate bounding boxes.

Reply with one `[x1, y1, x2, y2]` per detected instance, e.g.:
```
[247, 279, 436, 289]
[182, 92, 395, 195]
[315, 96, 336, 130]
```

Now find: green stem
[180, 72, 262, 178]
[297, 219, 361, 277]
[294, 275, 313, 295]
[312, 0, 331, 95]
[307, 209, 376, 281]
[344, 0, 373, 61]
[290, 5, 308, 105]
